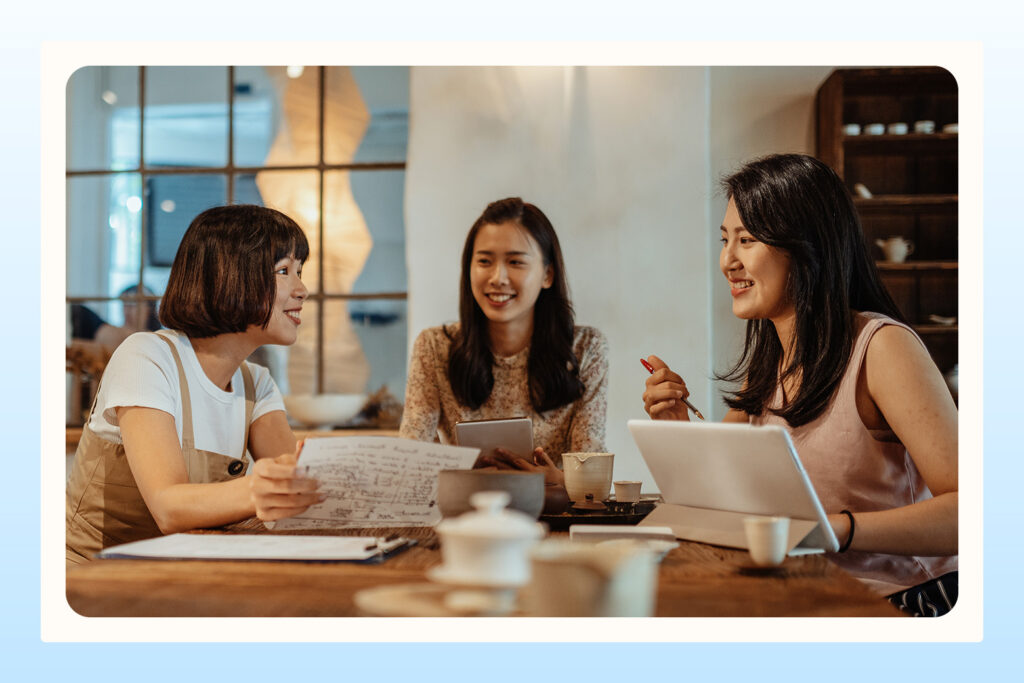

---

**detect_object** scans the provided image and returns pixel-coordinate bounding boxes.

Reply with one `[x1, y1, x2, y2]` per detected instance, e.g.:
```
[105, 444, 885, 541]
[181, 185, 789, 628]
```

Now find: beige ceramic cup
[613, 480, 642, 503]
[561, 452, 614, 502]
[524, 539, 657, 616]
[743, 516, 790, 567]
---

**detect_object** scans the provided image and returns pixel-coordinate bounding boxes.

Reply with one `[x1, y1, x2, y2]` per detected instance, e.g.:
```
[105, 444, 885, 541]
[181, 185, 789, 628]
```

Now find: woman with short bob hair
[400, 197, 608, 483]
[67, 205, 322, 565]
[642, 154, 958, 616]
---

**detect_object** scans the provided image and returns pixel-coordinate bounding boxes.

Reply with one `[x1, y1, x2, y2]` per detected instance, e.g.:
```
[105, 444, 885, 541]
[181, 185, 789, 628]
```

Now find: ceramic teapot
[431, 491, 545, 587]
[875, 236, 915, 263]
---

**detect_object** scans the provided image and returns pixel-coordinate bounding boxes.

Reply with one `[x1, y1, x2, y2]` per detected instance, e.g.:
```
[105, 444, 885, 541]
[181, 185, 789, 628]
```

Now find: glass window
[66, 66, 409, 420]
[66, 66, 140, 171]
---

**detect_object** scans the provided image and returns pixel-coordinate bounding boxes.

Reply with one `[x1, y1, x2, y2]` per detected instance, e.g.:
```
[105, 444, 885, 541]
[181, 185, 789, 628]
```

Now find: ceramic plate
[426, 564, 526, 589]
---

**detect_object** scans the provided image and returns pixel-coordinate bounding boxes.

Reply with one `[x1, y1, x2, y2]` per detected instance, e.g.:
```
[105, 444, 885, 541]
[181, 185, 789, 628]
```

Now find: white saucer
[426, 564, 526, 589]
[354, 583, 518, 617]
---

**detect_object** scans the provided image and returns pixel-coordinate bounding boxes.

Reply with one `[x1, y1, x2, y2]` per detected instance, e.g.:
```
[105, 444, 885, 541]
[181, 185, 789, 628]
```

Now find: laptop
[628, 420, 839, 555]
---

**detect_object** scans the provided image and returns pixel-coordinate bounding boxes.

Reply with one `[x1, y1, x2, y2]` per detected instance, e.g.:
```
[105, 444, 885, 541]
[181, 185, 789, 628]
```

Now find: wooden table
[66, 526, 903, 617]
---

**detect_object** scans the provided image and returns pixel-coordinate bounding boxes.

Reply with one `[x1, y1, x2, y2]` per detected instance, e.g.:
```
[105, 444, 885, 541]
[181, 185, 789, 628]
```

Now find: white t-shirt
[87, 330, 285, 459]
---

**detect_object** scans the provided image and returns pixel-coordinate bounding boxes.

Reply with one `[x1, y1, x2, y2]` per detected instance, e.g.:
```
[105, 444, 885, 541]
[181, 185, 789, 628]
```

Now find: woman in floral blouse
[399, 197, 608, 483]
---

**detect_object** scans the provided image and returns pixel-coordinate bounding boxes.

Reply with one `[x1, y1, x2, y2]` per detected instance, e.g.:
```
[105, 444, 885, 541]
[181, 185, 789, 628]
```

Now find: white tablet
[628, 420, 840, 555]
[455, 417, 533, 465]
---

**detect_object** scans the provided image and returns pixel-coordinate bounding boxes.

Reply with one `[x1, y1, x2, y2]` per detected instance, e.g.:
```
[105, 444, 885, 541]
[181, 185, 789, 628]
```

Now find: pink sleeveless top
[752, 312, 957, 595]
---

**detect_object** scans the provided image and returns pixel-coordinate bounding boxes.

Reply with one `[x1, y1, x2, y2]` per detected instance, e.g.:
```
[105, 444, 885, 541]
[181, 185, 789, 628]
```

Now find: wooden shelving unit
[816, 67, 958, 374]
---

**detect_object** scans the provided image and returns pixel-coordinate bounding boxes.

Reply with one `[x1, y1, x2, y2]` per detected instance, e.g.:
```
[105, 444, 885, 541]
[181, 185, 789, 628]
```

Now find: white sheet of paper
[97, 533, 389, 561]
[270, 436, 480, 530]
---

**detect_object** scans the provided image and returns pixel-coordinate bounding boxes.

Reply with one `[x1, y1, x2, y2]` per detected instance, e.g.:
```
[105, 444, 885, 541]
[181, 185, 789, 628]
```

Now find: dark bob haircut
[447, 197, 584, 412]
[718, 153, 905, 426]
[159, 205, 309, 338]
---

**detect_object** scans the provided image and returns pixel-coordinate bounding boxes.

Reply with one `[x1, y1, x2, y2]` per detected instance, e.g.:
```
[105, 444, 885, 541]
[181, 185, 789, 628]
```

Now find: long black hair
[447, 197, 584, 412]
[718, 154, 906, 426]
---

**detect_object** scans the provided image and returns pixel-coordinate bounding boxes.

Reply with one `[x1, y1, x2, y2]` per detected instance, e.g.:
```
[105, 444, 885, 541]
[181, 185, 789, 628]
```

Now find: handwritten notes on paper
[270, 436, 479, 530]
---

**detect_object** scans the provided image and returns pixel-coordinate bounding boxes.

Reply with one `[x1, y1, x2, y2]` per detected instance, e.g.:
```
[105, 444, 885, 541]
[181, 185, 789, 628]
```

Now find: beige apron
[66, 334, 254, 566]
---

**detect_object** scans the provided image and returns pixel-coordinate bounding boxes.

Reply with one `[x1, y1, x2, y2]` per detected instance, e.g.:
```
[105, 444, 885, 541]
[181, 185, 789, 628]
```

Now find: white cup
[914, 119, 936, 134]
[613, 480, 642, 503]
[562, 452, 614, 502]
[743, 516, 790, 567]
[887, 122, 908, 135]
[864, 122, 885, 135]
[875, 236, 915, 263]
[842, 123, 861, 136]
[524, 539, 658, 616]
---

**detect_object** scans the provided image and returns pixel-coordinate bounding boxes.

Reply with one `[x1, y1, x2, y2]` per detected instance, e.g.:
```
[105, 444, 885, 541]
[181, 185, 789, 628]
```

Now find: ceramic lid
[436, 491, 544, 540]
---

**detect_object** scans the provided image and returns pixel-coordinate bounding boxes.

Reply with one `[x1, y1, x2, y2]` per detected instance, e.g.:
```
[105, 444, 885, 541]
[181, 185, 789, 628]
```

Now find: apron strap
[157, 333, 196, 449]
[240, 361, 255, 459]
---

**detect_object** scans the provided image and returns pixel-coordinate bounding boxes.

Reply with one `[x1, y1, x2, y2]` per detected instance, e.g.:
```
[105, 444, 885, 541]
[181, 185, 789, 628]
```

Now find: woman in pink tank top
[642, 154, 958, 616]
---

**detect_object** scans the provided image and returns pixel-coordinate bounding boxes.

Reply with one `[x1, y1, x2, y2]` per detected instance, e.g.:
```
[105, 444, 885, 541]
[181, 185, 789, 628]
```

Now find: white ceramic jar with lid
[432, 491, 546, 587]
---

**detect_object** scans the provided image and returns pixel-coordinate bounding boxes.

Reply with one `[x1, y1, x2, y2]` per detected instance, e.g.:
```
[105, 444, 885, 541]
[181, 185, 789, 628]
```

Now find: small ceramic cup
[613, 480, 642, 503]
[863, 122, 885, 135]
[842, 123, 861, 136]
[887, 122, 909, 135]
[743, 516, 790, 567]
[914, 119, 936, 134]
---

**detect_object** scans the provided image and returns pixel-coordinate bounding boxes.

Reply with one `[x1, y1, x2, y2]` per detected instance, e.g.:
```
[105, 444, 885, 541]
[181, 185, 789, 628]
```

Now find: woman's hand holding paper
[250, 440, 325, 521]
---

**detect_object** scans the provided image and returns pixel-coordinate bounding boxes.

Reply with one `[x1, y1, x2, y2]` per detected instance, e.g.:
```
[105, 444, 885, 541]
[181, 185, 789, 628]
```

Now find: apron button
[228, 460, 244, 476]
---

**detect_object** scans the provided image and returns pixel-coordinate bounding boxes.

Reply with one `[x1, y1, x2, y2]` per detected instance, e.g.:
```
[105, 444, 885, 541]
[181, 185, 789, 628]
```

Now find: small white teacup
[613, 480, 642, 503]
[743, 516, 790, 567]
[914, 119, 936, 134]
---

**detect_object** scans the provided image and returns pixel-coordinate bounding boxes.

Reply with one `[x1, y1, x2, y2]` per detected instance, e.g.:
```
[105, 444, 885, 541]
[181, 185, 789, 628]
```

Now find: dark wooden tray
[540, 500, 656, 531]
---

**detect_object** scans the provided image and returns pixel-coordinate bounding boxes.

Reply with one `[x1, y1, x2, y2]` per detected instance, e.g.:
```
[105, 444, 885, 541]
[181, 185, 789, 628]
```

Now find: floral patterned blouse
[399, 324, 609, 459]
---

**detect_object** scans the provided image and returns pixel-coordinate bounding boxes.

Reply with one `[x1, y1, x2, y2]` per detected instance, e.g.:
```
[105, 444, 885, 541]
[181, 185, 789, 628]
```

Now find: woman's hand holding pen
[250, 440, 326, 521]
[642, 354, 694, 421]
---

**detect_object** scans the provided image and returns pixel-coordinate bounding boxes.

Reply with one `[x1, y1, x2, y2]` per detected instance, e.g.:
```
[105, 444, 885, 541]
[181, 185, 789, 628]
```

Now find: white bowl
[283, 393, 366, 430]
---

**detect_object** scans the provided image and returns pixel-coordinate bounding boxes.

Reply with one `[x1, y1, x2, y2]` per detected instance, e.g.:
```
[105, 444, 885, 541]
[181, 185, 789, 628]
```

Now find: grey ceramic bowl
[437, 470, 545, 519]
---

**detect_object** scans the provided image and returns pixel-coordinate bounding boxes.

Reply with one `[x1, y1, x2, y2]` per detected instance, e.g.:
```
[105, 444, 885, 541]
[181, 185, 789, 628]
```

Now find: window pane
[145, 173, 227, 267]
[350, 169, 407, 293]
[285, 299, 320, 395]
[283, 299, 408, 400]
[144, 66, 228, 168]
[320, 169, 371, 295]
[67, 174, 143, 298]
[254, 169, 322, 292]
[350, 66, 409, 165]
[68, 295, 160, 340]
[346, 298, 408, 401]
[67, 66, 140, 171]
[236, 66, 320, 168]
[326, 66, 409, 166]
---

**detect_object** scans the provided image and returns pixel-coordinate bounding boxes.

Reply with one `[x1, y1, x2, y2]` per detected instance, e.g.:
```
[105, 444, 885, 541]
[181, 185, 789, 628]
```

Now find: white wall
[708, 66, 835, 411]
[706, 67, 834, 409]
[404, 65, 837, 488]
[405, 67, 712, 485]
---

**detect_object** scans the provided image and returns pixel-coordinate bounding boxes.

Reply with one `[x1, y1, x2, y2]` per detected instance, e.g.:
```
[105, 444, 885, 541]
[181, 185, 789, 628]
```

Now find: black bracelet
[838, 509, 856, 553]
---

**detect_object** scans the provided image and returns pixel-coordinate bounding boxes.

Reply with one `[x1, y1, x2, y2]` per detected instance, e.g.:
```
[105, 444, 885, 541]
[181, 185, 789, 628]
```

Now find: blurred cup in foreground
[743, 516, 790, 567]
[524, 539, 657, 616]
